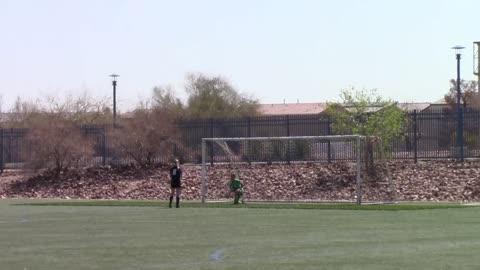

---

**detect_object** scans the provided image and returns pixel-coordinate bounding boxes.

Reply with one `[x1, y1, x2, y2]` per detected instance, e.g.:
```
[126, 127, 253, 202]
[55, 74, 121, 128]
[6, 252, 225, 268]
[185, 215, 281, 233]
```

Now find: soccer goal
[200, 135, 396, 205]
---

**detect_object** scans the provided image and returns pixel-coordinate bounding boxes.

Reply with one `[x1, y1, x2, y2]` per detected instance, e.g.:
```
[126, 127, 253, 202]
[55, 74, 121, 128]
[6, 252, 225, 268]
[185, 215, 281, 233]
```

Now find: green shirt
[230, 179, 243, 191]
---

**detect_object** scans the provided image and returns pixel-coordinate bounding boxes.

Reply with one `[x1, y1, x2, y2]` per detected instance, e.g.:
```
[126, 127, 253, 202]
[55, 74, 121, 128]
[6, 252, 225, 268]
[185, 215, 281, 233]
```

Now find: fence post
[413, 110, 418, 163]
[327, 117, 332, 163]
[247, 117, 252, 164]
[286, 115, 291, 164]
[286, 115, 290, 137]
[102, 127, 106, 166]
[210, 118, 214, 166]
[0, 128, 4, 173]
[460, 108, 464, 162]
[8, 128, 12, 167]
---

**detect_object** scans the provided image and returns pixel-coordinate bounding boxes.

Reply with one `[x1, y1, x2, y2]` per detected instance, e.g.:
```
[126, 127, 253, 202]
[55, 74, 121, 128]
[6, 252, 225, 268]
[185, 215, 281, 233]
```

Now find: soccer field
[2, 200, 480, 270]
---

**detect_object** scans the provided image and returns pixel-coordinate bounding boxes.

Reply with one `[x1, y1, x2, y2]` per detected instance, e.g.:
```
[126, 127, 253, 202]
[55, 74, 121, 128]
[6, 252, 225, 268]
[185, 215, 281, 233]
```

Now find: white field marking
[462, 203, 480, 206]
[0, 218, 70, 224]
[210, 247, 233, 262]
[206, 200, 230, 203]
[210, 248, 226, 262]
[0, 220, 25, 224]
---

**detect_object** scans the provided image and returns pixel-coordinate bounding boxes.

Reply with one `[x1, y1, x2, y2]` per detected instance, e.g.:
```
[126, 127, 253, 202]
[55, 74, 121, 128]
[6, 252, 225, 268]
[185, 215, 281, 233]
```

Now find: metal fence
[1, 109, 479, 171]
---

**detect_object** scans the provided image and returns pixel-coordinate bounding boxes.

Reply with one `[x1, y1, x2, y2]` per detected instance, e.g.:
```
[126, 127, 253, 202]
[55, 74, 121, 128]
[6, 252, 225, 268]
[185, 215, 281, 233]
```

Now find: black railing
[2, 109, 480, 170]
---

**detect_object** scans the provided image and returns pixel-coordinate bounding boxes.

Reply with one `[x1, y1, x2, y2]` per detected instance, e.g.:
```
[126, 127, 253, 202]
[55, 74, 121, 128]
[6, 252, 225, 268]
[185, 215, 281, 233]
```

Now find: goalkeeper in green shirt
[229, 173, 244, 204]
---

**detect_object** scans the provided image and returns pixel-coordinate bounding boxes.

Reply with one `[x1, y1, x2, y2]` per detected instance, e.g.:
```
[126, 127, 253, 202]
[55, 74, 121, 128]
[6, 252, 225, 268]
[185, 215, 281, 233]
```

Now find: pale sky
[1, 0, 479, 112]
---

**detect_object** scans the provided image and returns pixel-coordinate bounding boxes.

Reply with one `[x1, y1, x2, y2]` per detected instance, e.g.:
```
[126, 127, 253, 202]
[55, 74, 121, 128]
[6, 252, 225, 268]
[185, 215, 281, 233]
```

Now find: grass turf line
[15, 200, 475, 210]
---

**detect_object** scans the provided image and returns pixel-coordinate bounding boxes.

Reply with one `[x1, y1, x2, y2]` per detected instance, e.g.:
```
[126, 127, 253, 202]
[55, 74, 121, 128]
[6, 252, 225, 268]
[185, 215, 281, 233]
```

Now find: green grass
[2, 199, 480, 270]
[16, 199, 474, 210]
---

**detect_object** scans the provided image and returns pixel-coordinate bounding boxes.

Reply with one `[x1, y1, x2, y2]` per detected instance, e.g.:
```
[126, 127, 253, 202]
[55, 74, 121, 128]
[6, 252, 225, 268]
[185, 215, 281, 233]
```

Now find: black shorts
[171, 180, 181, 188]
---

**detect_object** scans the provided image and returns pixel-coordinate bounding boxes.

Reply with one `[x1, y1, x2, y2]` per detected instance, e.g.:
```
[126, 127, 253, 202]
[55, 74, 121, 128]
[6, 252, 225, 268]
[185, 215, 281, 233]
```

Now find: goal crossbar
[202, 135, 366, 142]
[201, 135, 366, 204]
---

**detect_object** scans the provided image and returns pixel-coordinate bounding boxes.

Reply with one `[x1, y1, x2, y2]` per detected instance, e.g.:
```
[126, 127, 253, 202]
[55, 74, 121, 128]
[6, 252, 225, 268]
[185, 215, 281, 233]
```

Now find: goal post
[201, 135, 376, 204]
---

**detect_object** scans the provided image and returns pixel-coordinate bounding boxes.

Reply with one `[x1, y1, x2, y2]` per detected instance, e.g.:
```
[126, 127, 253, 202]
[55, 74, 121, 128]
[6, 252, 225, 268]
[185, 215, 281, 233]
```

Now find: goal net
[201, 135, 396, 205]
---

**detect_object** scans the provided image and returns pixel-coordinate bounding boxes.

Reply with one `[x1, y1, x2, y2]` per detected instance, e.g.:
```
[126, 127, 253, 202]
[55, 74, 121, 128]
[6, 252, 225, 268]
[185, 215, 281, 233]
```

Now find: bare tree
[5, 97, 42, 127]
[444, 79, 479, 109]
[26, 119, 94, 174]
[6, 94, 109, 173]
[0, 95, 3, 125]
[6, 93, 111, 127]
[44, 92, 112, 125]
[110, 100, 179, 167]
[443, 80, 480, 148]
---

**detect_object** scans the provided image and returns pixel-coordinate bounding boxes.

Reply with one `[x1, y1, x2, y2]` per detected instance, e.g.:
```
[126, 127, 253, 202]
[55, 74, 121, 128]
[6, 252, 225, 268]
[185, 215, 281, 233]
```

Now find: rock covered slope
[2, 161, 480, 202]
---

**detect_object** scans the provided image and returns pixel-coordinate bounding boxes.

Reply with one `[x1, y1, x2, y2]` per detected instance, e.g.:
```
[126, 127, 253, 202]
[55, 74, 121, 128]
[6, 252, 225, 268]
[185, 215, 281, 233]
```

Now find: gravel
[1, 160, 480, 202]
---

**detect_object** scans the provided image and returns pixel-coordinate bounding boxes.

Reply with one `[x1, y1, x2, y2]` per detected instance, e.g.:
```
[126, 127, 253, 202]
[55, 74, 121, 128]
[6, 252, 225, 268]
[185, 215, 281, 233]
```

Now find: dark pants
[233, 189, 244, 204]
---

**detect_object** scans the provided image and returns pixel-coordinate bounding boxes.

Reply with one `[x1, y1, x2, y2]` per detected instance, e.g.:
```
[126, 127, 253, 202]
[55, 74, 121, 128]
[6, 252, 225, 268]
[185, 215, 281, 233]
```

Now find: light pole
[110, 74, 119, 127]
[452, 46, 464, 162]
[474, 42, 480, 92]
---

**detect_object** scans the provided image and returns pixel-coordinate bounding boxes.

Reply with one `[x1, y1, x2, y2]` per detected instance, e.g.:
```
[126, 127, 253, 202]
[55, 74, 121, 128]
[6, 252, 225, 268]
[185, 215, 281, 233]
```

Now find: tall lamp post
[110, 74, 119, 127]
[452, 46, 464, 162]
[475, 42, 480, 92]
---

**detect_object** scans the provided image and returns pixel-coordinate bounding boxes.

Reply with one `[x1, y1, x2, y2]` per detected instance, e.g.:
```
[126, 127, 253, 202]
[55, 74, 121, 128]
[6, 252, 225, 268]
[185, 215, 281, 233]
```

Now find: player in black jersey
[169, 159, 183, 208]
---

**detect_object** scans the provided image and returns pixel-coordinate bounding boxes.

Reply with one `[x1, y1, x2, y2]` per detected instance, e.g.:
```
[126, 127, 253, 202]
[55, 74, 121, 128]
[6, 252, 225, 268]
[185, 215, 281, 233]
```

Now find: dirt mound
[2, 160, 480, 202]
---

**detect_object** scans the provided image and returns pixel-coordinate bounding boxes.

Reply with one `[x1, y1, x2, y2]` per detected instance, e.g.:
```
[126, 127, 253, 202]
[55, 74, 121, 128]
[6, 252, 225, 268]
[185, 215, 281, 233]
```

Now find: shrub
[25, 120, 95, 174]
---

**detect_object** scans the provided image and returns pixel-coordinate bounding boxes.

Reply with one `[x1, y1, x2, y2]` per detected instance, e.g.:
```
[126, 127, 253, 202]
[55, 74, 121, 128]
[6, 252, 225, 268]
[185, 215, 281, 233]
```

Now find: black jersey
[170, 166, 182, 188]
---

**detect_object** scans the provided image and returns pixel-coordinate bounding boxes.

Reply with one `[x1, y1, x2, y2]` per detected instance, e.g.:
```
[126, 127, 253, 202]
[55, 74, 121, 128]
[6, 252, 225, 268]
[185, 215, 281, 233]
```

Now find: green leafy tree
[152, 85, 185, 119]
[184, 73, 259, 119]
[326, 87, 408, 174]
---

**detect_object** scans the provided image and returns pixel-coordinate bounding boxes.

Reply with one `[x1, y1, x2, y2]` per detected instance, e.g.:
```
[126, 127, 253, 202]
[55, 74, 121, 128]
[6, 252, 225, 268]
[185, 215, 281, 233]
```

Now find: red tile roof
[258, 102, 434, 115]
[258, 103, 327, 115]
[396, 103, 431, 111]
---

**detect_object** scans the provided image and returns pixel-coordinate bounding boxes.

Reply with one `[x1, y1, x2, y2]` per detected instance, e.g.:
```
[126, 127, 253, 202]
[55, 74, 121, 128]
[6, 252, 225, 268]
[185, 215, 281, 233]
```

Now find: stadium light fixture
[109, 74, 119, 127]
[451, 46, 464, 162]
[474, 42, 480, 91]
